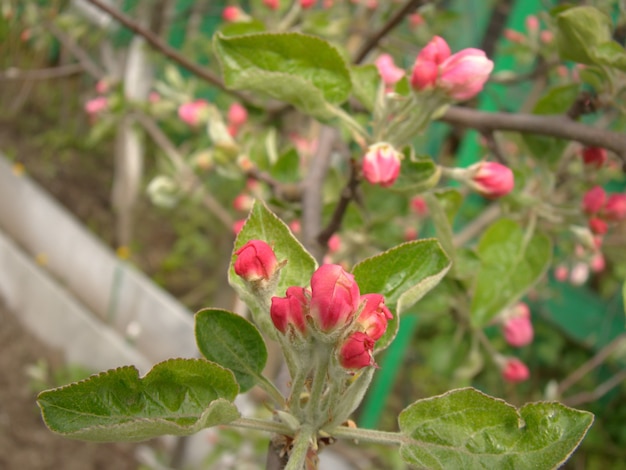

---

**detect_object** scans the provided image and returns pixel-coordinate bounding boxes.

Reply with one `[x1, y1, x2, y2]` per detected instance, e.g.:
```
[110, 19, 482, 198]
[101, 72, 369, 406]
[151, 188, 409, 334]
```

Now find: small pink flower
[375, 54, 405, 88]
[362, 143, 402, 187]
[327, 234, 341, 253]
[300, 0, 316, 8]
[339, 332, 376, 369]
[569, 262, 589, 285]
[438, 48, 494, 100]
[310, 264, 360, 332]
[228, 102, 248, 128]
[540, 30, 554, 44]
[84, 96, 108, 116]
[408, 13, 424, 28]
[554, 265, 569, 282]
[590, 253, 605, 273]
[178, 99, 209, 126]
[289, 220, 302, 234]
[503, 315, 534, 347]
[232, 219, 246, 235]
[234, 240, 279, 282]
[470, 161, 514, 198]
[270, 286, 309, 335]
[525, 15, 539, 32]
[582, 147, 607, 168]
[605, 193, 626, 221]
[582, 186, 606, 214]
[356, 294, 392, 341]
[233, 193, 253, 212]
[410, 196, 428, 216]
[222, 6, 242, 22]
[589, 217, 608, 235]
[501, 358, 529, 382]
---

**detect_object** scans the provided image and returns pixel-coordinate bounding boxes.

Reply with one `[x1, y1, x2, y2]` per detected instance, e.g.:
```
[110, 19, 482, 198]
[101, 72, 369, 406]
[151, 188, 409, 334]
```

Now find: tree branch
[440, 106, 626, 168]
[354, 0, 427, 64]
[0, 64, 84, 81]
[45, 21, 106, 79]
[83, 0, 251, 103]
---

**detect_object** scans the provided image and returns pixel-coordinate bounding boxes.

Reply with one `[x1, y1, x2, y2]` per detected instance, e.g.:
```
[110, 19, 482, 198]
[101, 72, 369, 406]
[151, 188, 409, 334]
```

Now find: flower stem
[257, 374, 287, 408]
[330, 425, 408, 445]
[307, 346, 331, 425]
[284, 425, 315, 470]
[228, 417, 293, 435]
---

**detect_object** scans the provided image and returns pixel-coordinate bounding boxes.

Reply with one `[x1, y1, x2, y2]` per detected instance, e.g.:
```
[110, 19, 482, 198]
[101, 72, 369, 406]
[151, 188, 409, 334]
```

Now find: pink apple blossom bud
[569, 262, 589, 285]
[149, 91, 161, 103]
[525, 15, 539, 32]
[362, 142, 402, 187]
[95, 79, 109, 94]
[233, 193, 253, 212]
[604, 193, 626, 221]
[300, 0, 316, 8]
[232, 219, 246, 235]
[270, 286, 309, 335]
[590, 253, 605, 273]
[356, 294, 392, 341]
[327, 234, 341, 253]
[582, 186, 606, 214]
[289, 220, 302, 234]
[84, 96, 108, 116]
[501, 358, 529, 382]
[588, 217, 608, 235]
[417, 36, 451, 64]
[310, 264, 360, 332]
[540, 30, 554, 44]
[408, 13, 424, 28]
[410, 196, 428, 216]
[410, 60, 439, 91]
[228, 102, 248, 128]
[323, 0, 333, 8]
[178, 99, 209, 126]
[375, 54, 405, 88]
[554, 265, 569, 282]
[438, 48, 494, 100]
[469, 161, 514, 198]
[365, 0, 378, 9]
[234, 240, 279, 282]
[502, 315, 534, 347]
[404, 227, 418, 241]
[339, 332, 376, 369]
[581, 147, 607, 167]
[504, 29, 525, 43]
[511, 301, 530, 318]
[222, 6, 242, 22]
[263, 0, 279, 9]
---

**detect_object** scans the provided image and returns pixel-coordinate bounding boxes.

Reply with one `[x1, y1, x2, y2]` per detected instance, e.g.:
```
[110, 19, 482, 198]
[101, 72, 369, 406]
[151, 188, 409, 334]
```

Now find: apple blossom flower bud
[469, 161, 514, 198]
[404, 227, 418, 241]
[232, 219, 246, 235]
[339, 332, 376, 369]
[362, 142, 403, 187]
[569, 261, 589, 285]
[540, 30, 554, 44]
[581, 147, 607, 168]
[310, 264, 360, 332]
[417, 36, 451, 64]
[438, 48, 494, 100]
[501, 358, 529, 382]
[300, 0, 316, 8]
[590, 253, 605, 273]
[410, 60, 439, 91]
[408, 13, 424, 28]
[222, 6, 241, 22]
[228, 102, 248, 128]
[582, 186, 606, 214]
[178, 99, 209, 126]
[270, 287, 309, 335]
[375, 54, 405, 88]
[604, 193, 626, 221]
[327, 234, 341, 253]
[233, 193, 253, 212]
[410, 196, 428, 216]
[84, 96, 108, 116]
[588, 217, 607, 235]
[504, 29, 525, 43]
[525, 15, 539, 32]
[554, 265, 569, 282]
[95, 79, 109, 94]
[502, 315, 534, 347]
[263, 0, 280, 10]
[356, 294, 392, 341]
[234, 240, 279, 282]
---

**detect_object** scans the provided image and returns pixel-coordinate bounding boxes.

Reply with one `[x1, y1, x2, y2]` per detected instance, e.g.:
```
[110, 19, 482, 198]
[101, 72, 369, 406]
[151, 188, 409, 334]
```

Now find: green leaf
[399, 388, 593, 470]
[195, 309, 267, 393]
[353, 240, 450, 350]
[218, 19, 266, 37]
[590, 41, 626, 72]
[389, 158, 441, 194]
[214, 32, 351, 119]
[555, 6, 612, 64]
[229, 201, 317, 336]
[37, 359, 239, 442]
[470, 219, 552, 328]
[424, 193, 455, 267]
[622, 280, 626, 316]
[350, 64, 380, 112]
[271, 148, 301, 183]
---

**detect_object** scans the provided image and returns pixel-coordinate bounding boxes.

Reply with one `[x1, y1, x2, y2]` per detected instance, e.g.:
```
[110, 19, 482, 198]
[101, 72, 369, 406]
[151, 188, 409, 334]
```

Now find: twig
[45, 21, 105, 79]
[317, 158, 360, 248]
[0, 64, 84, 81]
[452, 203, 501, 248]
[557, 334, 626, 396]
[301, 126, 337, 263]
[563, 368, 626, 407]
[481, 130, 508, 165]
[245, 168, 302, 203]
[83, 0, 251, 103]
[440, 107, 626, 169]
[353, 0, 427, 64]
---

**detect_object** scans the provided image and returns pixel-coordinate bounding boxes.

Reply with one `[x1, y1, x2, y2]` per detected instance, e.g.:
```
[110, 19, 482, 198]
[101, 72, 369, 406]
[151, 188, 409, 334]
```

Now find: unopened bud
[234, 240, 279, 283]
[501, 358, 529, 382]
[310, 264, 360, 333]
[338, 332, 376, 369]
[362, 142, 402, 188]
[469, 161, 514, 198]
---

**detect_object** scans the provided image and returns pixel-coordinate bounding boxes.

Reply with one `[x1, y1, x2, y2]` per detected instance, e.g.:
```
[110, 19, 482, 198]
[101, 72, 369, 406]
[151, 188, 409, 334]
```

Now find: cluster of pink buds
[234, 242, 392, 370]
[227, 102, 248, 137]
[499, 302, 533, 348]
[582, 186, 626, 235]
[411, 36, 494, 101]
[178, 99, 209, 127]
[84, 79, 112, 121]
[467, 161, 515, 198]
[362, 142, 403, 187]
